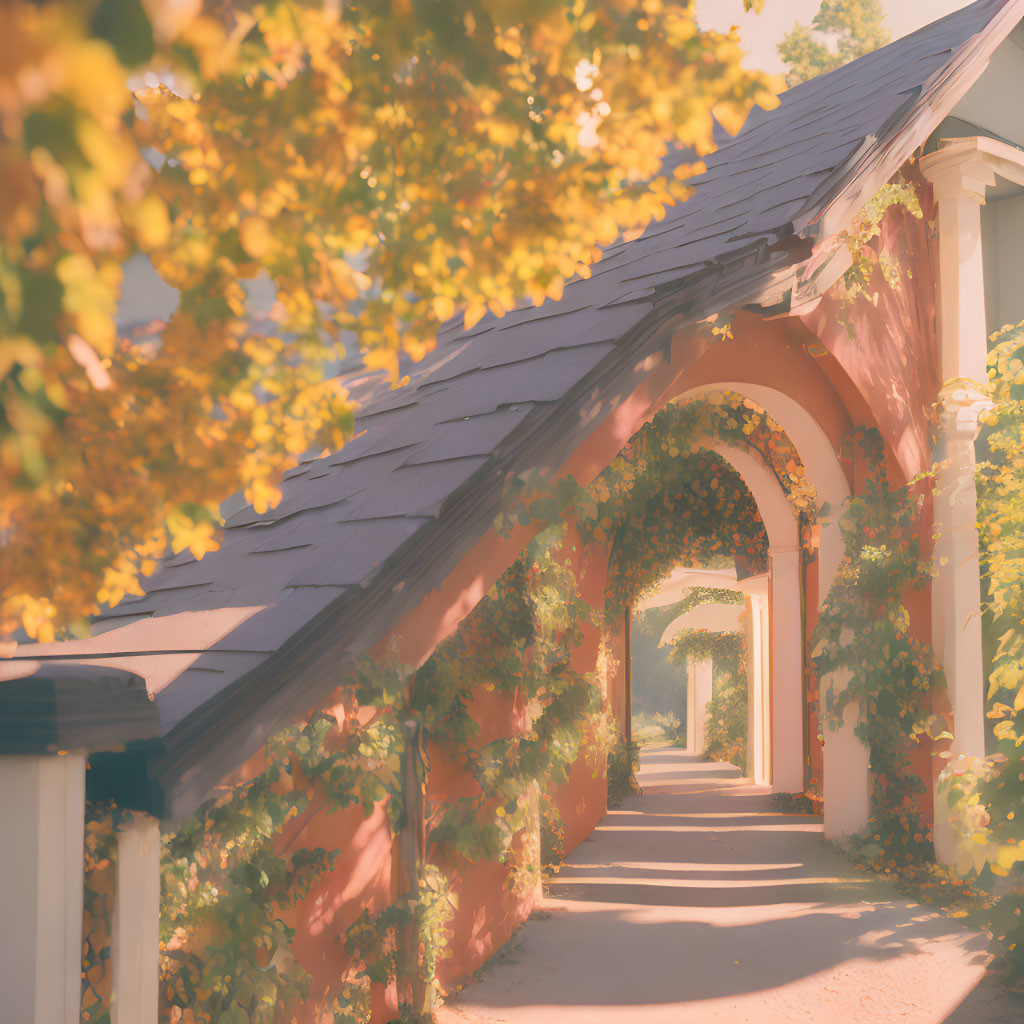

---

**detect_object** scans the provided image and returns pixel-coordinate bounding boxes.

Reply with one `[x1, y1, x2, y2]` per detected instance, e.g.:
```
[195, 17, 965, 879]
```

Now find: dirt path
[437, 746, 1021, 1024]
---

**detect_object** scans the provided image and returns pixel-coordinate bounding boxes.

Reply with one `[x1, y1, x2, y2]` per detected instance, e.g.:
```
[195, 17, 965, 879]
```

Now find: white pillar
[686, 658, 697, 753]
[823, 696, 872, 837]
[822, 625, 872, 839]
[112, 814, 161, 1024]
[692, 659, 714, 756]
[817, 519, 872, 836]
[0, 753, 87, 1024]
[769, 546, 805, 793]
[741, 580, 771, 785]
[932, 383, 991, 761]
[922, 141, 998, 862]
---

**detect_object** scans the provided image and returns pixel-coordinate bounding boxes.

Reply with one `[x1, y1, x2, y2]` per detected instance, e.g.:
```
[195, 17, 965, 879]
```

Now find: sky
[695, 0, 976, 75]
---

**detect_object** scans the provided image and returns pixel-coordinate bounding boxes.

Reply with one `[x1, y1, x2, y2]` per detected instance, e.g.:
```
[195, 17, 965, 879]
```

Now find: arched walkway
[657, 602, 743, 758]
[702, 438, 803, 794]
[668, 385, 870, 836]
[438, 746, 1018, 1024]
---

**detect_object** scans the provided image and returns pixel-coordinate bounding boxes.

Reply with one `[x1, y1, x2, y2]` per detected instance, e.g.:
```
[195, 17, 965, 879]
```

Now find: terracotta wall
[802, 172, 940, 485]
[271, 521, 619, 1021]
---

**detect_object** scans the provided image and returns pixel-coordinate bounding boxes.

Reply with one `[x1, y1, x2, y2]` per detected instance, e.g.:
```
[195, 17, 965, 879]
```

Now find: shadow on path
[439, 746, 1020, 1024]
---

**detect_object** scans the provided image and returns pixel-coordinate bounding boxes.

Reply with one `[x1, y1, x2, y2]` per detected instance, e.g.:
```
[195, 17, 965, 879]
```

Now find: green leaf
[90, 0, 155, 67]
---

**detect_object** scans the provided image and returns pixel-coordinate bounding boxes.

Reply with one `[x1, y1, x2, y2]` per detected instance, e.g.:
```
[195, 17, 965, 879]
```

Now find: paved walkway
[438, 746, 1021, 1024]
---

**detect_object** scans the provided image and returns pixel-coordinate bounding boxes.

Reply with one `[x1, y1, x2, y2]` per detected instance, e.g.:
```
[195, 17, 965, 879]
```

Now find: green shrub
[703, 677, 747, 768]
[607, 737, 642, 807]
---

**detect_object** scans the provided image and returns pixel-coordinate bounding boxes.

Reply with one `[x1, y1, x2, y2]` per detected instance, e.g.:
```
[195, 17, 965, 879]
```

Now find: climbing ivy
[941, 320, 1024, 973]
[702, 673, 749, 769]
[668, 625, 745, 669]
[812, 428, 945, 876]
[670, 627, 748, 767]
[639, 587, 744, 643]
[831, 176, 924, 337]
[607, 737, 643, 806]
[81, 532, 608, 1024]
[579, 394, 817, 622]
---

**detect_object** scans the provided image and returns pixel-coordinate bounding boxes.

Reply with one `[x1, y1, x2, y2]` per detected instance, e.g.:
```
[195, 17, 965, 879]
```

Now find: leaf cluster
[702, 669, 748, 769]
[579, 392, 817, 622]
[4, 0, 780, 640]
[949, 320, 1024, 972]
[778, 0, 891, 87]
[812, 427, 943, 875]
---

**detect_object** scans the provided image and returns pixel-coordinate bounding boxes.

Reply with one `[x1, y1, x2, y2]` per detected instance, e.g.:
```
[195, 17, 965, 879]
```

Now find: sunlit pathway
[438, 746, 1021, 1024]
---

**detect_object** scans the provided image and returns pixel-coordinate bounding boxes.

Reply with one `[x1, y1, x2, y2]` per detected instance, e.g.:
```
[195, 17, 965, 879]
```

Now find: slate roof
[5, 0, 1023, 820]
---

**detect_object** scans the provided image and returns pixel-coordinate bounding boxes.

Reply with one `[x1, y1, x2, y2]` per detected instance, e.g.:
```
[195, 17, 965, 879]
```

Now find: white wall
[951, 23, 1024, 149]
[982, 191, 1024, 335]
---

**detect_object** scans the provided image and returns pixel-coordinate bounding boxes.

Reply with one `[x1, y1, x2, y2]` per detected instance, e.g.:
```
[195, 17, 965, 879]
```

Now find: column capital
[921, 139, 998, 205]
[921, 135, 1024, 204]
[937, 378, 993, 443]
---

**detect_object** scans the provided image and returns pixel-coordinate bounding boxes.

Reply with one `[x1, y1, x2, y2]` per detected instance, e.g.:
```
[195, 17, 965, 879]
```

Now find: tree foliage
[941, 321, 1024, 973]
[1, 0, 779, 641]
[778, 0, 890, 86]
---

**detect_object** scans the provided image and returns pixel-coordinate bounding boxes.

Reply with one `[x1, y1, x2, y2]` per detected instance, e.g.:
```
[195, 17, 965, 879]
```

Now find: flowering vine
[941, 320, 1024, 974]
[812, 428, 946, 876]
[579, 393, 817, 622]
[81, 534, 608, 1024]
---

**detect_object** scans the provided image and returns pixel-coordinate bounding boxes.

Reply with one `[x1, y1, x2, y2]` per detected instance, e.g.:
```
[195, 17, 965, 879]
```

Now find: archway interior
[585, 390, 820, 786]
[631, 573, 748, 765]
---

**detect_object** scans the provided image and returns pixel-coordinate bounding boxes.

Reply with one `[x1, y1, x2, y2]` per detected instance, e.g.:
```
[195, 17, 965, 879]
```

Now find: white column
[0, 753, 87, 1024]
[922, 142, 998, 862]
[741, 580, 771, 785]
[112, 814, 161, 1024]
[822, 626, 872, 838]
[769, 546, 805, 793]
[817, 516, 872, 835]
[932, 383, 992, 760]
[923, 149, 993, 385]
[692, 659, 714, 756]
[686, 657, 697, 753]
[823, 695, 872, 838]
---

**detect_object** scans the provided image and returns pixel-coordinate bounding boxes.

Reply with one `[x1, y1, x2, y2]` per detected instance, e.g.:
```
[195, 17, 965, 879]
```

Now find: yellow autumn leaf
[464, 300, 487, 330]
[133, 194, 171, 250]
[239, 217, 276, 259]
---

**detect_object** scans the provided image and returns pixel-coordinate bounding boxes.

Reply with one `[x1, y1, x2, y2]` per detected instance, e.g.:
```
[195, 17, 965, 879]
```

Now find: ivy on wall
[812, 428, 946, 876]
[81, 393, 819, 1023]
[575, 393, 811, 776]
[670, 628, 748, 768]
[832, 175, 924, 337]
[640, 586, 744, 643]
[81, 533, 609, 1024]
[941, 320, 1024, 974]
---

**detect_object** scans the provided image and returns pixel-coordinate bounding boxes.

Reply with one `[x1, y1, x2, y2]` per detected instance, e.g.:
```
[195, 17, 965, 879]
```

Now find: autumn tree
[778, 0, 890, 86]
[1, 0, 778, 642]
